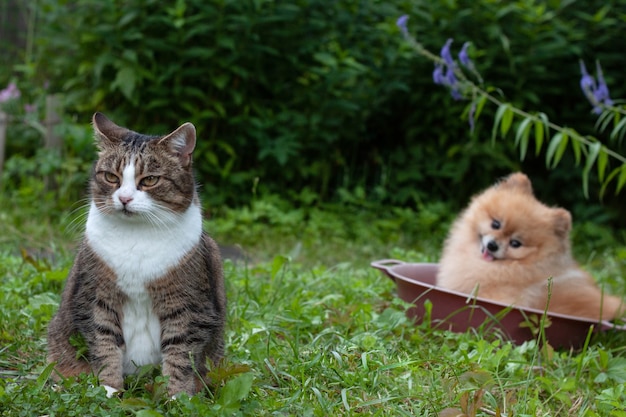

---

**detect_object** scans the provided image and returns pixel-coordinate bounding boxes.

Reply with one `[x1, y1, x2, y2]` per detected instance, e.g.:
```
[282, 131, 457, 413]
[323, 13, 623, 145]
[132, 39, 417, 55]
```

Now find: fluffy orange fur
[436, 172, 624, 321]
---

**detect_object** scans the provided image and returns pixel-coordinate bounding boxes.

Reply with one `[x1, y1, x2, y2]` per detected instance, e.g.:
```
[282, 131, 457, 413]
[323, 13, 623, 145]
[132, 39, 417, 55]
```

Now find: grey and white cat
[47, 112, 226, 397]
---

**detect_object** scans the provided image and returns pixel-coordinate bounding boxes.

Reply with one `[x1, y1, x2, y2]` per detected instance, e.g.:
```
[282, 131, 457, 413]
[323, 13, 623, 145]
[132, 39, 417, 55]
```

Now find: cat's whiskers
[89, 195, 117, 215]
[142, 201, 190, 232]
[141, 210, 175, 233]
[62, 199, 92, 237]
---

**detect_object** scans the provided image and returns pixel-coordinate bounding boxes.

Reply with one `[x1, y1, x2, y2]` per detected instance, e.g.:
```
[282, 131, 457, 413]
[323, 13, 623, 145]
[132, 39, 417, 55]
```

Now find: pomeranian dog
[436, 172, 624, 321]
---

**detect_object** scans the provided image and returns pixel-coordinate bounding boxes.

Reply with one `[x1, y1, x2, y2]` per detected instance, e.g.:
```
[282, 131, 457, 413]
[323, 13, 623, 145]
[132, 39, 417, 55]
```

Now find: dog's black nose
[487, 240, 499, 252]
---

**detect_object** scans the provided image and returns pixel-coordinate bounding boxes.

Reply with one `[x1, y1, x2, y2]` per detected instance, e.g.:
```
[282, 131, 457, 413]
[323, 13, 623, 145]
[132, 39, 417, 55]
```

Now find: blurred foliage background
[1, 0, 626, 226]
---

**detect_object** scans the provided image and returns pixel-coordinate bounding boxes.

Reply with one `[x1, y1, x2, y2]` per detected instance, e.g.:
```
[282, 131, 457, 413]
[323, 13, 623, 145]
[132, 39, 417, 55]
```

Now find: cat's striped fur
[47, 113, 226, 396]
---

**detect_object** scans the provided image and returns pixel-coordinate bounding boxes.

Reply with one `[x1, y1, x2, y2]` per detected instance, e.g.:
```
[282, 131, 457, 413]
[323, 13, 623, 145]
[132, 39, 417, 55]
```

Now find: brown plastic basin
[371, 259, 626, 348]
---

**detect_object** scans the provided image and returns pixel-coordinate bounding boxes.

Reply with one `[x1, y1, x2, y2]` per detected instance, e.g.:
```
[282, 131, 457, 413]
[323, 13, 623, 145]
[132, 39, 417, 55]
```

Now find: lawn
[1, 199, 626, 416]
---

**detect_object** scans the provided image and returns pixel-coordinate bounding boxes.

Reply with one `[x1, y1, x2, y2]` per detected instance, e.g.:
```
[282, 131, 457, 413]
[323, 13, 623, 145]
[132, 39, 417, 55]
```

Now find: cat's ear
[93, 112, 129, 147]
[158, 122, 196, 167]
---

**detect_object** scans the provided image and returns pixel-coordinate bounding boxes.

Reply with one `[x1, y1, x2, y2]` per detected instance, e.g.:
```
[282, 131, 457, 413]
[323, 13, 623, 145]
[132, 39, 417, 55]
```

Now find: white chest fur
[85, 200, 202, 371]
[121, 292, 162, 373]
[85, 200, 202, 294]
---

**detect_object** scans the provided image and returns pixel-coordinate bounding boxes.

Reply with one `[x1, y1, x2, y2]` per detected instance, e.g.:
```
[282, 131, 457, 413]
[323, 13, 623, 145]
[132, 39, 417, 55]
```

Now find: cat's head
[90, 112, 198, 220]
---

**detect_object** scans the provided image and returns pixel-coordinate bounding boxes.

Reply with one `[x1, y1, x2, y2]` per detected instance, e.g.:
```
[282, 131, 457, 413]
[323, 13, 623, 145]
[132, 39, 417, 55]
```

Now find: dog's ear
[498, 172, 533, 195]
[552, 208, 572, 238]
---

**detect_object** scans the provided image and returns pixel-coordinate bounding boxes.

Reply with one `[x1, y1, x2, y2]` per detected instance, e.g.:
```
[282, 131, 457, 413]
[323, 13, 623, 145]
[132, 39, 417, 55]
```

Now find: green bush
[30, 0, 412, 206]
[8, 0, 626, 221]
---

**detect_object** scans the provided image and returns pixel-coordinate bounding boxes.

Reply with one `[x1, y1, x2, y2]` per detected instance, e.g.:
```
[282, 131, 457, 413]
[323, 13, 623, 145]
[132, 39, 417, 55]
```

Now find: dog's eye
[491, 219, 501, 230]
[510, 239, 522, 248]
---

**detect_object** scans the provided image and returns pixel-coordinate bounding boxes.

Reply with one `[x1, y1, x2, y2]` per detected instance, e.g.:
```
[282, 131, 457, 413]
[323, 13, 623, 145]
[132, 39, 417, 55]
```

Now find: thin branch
[473, 86, 626, 165]
[399, 23, 626, 166]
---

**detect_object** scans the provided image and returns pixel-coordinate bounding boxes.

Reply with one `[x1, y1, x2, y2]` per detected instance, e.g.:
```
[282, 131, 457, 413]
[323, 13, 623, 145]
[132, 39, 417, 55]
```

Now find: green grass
[2, 198, 626, 416]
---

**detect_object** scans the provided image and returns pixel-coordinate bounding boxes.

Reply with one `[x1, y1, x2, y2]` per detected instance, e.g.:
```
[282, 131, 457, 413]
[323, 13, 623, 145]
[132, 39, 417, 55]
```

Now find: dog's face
[465, 173, 571, 264]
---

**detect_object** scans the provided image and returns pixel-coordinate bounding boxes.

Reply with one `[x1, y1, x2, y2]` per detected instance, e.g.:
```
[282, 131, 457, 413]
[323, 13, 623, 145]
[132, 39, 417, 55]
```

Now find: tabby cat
[47, 112, 226, 397]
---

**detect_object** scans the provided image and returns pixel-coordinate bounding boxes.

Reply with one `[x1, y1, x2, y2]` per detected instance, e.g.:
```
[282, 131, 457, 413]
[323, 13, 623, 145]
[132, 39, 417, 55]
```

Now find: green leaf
[212, 101, 227, 118]
[500, 105, 514, 138]
[553, 132, 569, 168]
[597, 147, 608, 183]
[472, 94, 489, 121]
[218, 373, 254, 407]
[492, 104, 509, 143]
[120, 398, 150, 409]
[117, 10, 139, 27]
[605, 357, 626, 383]
[514, 118, 533, 161]
[270, 255, 289, 280]
[212, 74, 230, 90]
[617, 165, 626, 194]
[582, 142, 601, 198]
[546, 132, 566, 168]
[28, 292, 58, 310]
[122, 49, 138, 63]
[595, 109, 615, 133]
[534, 112, 549, 155]
[111, 67, 137, 100]
[570, 135, 581, 166]
[610, 116, 626, 144]
[313, 52, 338, 68]
[37, 362, 56, 390]
[599, 166, 620, 199]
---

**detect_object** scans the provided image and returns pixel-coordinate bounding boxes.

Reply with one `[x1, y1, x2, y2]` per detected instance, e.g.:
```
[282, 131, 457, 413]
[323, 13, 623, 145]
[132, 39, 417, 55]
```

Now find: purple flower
[444, 66, 461, 99]
[579, 60, 613, 114]
[434, 39, 463, 100]
[433, 64, 445, 85]
[579, 61, 596, 102]
[594, 61, 613, 108]
[450, 88, 462, 101]
[396, 15, 409, 38]
[440, 39, 455, 67]
[0, 82, 21, 103]
[24, 103, 36, 113]
[459, 42, 475, 71]
[444, 66, 457, 86]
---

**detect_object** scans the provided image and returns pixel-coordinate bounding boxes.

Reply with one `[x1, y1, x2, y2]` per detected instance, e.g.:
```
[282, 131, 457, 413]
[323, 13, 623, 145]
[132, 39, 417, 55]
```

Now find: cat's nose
[119, 195, 133, 205]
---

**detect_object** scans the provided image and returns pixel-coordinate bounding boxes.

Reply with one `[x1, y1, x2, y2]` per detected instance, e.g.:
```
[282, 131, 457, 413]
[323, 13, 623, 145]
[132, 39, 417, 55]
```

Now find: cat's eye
[140, 176, 160, 188]
[491, 219, 501, 230]
[103, 172, 119, 184]
[510, 239, 522, 248]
